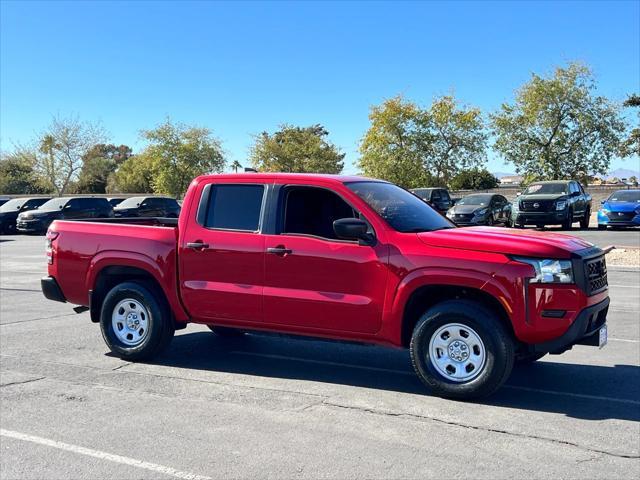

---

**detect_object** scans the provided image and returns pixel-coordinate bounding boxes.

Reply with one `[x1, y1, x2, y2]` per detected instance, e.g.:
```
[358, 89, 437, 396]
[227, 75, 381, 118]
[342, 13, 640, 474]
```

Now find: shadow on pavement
[143, 331, 640, 422]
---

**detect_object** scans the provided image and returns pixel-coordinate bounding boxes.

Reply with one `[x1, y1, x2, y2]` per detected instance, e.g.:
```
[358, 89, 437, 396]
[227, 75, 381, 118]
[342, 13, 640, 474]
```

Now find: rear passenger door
[179, 181, 267, 323]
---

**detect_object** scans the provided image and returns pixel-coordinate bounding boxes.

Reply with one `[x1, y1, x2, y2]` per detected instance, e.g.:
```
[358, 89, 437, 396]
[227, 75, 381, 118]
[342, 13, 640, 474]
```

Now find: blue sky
[1, 0, 638, 175]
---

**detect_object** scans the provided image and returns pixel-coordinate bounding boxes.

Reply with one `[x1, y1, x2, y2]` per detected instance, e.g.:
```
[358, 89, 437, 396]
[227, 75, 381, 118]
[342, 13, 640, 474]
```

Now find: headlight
[601, 208, 610, 214]
[514, 257, 574, 284]
[555, 200, 567, 211]
[475, 208, 488, 216]
[446, 211, 454, 218]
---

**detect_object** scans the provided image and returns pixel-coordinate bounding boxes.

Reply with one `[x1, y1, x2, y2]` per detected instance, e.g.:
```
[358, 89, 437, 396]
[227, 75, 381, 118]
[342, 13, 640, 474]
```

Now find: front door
[179, 182, 267, 323]
[263, 185, 389, 334]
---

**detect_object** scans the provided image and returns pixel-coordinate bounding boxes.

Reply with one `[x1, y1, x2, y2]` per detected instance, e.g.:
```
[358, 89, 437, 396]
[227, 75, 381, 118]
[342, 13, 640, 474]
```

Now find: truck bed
[48, 219, 184, 318]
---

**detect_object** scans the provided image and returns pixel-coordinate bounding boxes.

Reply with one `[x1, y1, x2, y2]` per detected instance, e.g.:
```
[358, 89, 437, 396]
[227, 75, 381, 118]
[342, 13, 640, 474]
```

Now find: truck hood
[417, 227, 593, 258]
[518, 194, 569, 202]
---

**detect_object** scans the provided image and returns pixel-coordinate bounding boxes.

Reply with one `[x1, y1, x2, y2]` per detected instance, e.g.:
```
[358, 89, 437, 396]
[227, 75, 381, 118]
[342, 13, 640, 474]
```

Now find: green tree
[358, 95, 487, 188]
[76, 144, 133, 193]
[33, 115, 107, 195]
[250, 124, 344, 174]
[491, 62, 626, 183]
[450, 168, 499, 190]
[358, 96, 435, 188]
[424, 95, 487, 185]
[140, 119, 225, 197]
[620, 93, 640, 158]
[231, 160, 243, 173]
[0, 150, 49, 194]
[107, 151, 156, 193]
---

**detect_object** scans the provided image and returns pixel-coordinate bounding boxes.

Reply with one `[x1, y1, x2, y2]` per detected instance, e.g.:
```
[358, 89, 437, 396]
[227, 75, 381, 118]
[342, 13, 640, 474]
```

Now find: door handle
[186, 241, 209, 250]
[267, 246, 292, 256]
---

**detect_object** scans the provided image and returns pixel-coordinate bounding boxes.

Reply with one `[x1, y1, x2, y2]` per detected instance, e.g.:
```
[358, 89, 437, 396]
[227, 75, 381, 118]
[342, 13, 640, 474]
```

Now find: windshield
[0, 198, 25, 212]
[609, 190, 640, 202]
[522, 183, 568, 195]
[39, 197, 69, 210]
[346, 182, 455, 233]
[115, 196, 145, 209]
[457, 194, 492, 206]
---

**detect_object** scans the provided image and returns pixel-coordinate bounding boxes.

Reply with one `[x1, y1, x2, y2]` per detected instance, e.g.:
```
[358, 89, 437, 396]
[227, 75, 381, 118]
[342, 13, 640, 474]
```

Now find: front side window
[346, 182, 455, 233]
[205, 184, 264, 231]
[282, 187, 357, 240]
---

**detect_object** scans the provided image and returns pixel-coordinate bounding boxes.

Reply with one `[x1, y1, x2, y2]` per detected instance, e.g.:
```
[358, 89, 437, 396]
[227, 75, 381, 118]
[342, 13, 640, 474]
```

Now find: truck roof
[194, 172, 383, 184]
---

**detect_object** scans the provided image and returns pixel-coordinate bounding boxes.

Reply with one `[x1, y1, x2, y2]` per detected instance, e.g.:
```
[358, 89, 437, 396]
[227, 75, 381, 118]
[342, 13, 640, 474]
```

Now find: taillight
[46, 230, 59, 264]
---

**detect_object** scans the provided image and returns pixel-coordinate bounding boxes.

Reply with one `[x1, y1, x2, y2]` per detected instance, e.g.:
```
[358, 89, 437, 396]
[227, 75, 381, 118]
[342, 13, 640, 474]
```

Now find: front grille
[454, 214, 473, 221]
[607, 212, 635, 222]
[520, 200, 554, 212]
[585, 256, 608, 295]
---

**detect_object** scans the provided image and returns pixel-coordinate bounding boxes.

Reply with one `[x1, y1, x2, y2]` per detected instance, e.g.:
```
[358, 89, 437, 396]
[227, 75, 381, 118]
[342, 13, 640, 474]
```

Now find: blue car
[597, 189, 640, 229]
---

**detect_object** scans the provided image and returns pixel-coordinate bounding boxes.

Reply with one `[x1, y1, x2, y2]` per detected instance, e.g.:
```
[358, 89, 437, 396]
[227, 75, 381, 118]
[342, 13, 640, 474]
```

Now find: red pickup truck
[41, 174, 609, 399]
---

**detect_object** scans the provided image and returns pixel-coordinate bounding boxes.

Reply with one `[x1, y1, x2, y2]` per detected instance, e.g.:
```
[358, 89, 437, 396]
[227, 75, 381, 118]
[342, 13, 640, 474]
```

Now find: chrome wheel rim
[111, 298, 149, 346]
[428, 323, 486, 383]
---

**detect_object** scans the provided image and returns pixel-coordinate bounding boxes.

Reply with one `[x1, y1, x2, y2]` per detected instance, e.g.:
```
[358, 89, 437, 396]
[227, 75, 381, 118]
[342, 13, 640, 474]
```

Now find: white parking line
[232, 351, 640, 405]
[501, 386, 640, 406]
[610, 337, 640, 343]
[608, 284, 640, 289]
[0, 429, 211, 480]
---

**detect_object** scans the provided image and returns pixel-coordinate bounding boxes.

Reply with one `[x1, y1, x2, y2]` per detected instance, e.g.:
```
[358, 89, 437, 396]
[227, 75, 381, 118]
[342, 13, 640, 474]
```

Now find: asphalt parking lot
[1, 231, 639, 479]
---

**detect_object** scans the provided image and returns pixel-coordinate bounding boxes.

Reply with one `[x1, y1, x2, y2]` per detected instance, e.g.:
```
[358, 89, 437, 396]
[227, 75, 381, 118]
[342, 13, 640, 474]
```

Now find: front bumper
[513, 210, 569, 225]
[17, 218, 48, 233]
[531, 297, 608, 353]
[597, 210, 640, 227]
[447, 215, 489, 226]
[41, 276, 67, 303]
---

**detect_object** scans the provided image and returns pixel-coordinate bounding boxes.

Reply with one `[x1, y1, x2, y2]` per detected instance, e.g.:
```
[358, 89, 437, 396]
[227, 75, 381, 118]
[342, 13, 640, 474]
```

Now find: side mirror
[333, 218, 375, 245]
[516, 192, 522, 197]
[571, 191, 580, 197]
[600, 200, 605, 205]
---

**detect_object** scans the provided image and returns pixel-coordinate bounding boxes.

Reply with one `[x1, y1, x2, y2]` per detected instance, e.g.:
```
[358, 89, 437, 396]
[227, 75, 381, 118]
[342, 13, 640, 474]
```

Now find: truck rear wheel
[100, 281, 175, 361]
[409, 300, 514, 400]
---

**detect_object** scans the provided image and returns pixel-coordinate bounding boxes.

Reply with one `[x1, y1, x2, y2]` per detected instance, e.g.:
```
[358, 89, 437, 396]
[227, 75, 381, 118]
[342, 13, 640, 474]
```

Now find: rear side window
[204, 184, 264, 231]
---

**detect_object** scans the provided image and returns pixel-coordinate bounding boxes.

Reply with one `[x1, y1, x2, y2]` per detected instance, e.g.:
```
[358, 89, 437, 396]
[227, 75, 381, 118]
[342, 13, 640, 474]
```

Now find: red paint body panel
[46, 173, 609, 349]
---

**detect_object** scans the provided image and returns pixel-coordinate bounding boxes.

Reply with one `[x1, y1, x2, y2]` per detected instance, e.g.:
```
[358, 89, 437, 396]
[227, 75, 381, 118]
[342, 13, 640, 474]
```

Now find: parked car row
[412, 181, 639, 230]
[0, 196, 181, 235]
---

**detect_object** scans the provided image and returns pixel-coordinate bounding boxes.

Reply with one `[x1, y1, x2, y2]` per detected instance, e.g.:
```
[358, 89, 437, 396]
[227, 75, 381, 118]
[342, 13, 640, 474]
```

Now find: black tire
[561, 210, 573, 230]
[409, 300, 514, 400]
[515, 352, 546, 365]
[100, 281, 175, 361]
[207, 325, 245, 337]
[597, 224, 607, 230]
[580, 208, 590, 229]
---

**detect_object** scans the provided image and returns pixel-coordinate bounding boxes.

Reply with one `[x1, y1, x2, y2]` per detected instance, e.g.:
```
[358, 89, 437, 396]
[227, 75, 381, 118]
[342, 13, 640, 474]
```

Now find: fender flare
[383, 267, 517, 345]
[87, 250, 189, 322]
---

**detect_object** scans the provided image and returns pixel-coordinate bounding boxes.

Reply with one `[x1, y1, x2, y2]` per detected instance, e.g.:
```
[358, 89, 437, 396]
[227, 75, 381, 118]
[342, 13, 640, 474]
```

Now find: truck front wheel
[100, 281, 175, 361]
[410, 300, 514, 400]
